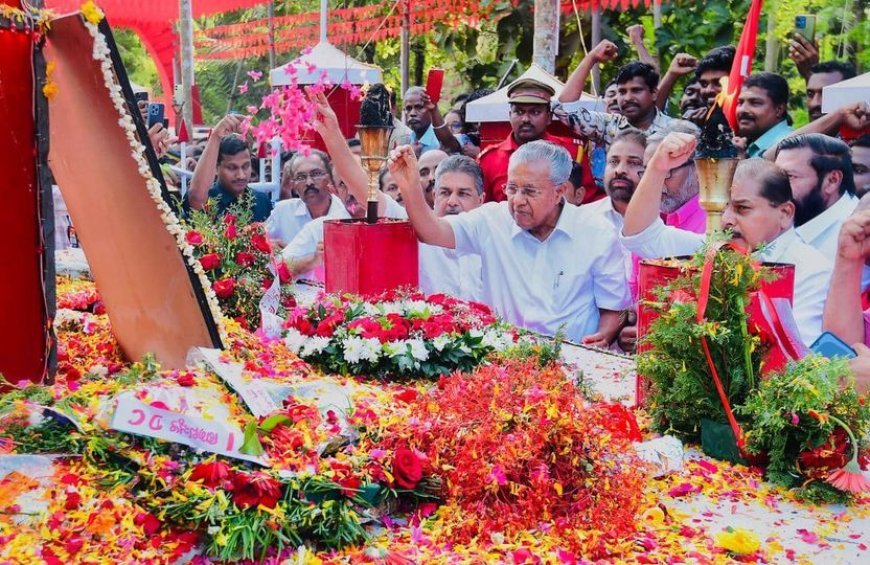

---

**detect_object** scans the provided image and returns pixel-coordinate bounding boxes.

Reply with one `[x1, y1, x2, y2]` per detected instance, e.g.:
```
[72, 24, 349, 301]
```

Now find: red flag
[176, 118, 190, 143]
[722, 0, 764, 129]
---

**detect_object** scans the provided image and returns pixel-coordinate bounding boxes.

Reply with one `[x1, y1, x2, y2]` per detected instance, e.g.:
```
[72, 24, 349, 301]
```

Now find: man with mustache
[736, 72, 794, 158]
[806, 61, 856, 123]
[478, 78, 598, 203]
[555, 44, 674, 148]
[621, 132, 831, 346]
[774, 134, 859, 258]
[417, 149, 449, 209]
[186, 114, 272, 222]
[403, 86, 460, 155]
[390, 140, 631, 346]
[265, 150, 350, 247]
[584, 129, 647, 232]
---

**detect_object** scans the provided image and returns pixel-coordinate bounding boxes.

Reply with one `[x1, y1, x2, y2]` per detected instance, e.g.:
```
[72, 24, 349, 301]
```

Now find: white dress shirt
[620, 220, 831, 346]
[282, 197, 484, 300]
[418, 244, 483, 302]
[796, 193, 858, 259]
[266, 194, 350, 245]
[580, 196, 632, 279]
[445, 201, 631, 342]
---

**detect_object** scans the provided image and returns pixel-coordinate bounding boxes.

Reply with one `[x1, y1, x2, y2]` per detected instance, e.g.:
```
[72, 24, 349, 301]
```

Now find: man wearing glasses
[389, 140, 630, 347]
[478, 78, 597, 203]
[265, 150, 350, 247]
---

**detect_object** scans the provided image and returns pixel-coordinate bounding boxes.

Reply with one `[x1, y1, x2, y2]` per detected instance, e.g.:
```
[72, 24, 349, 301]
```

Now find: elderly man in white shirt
[388, 140, 630, 346]
[265, 150, 350, 247]
[621, 132, 831, 346]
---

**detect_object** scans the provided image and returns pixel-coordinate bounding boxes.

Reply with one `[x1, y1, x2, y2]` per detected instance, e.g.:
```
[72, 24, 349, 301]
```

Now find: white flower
[359, 337, 382, 363]
[470, 328, 484, 338]
[383, 340, 407, 358]
[407, 338, 429, 362]
[404, 300, 430, 315]
[432, 335, 450, 351]
[380, 302, 404, 315]
[362, 303, 380, 316]
[284, 328, 307, 354]
[343, 336, 366, 364]
[301, 336, 331, 356]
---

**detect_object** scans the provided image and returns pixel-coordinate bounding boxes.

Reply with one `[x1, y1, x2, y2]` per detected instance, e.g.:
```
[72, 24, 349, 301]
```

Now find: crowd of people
[149, 30, 870, 390]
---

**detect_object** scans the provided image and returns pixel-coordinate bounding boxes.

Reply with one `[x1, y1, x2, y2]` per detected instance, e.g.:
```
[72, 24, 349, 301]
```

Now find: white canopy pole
[320, 0, 327, 43]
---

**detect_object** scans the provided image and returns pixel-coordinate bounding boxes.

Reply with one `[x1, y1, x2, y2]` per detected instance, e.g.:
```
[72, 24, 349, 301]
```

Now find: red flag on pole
[722, 0, 764, 129]
[176, 118, 190, 143]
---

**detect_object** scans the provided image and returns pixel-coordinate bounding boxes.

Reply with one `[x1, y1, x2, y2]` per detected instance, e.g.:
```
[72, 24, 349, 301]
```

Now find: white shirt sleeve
[281, 217, 325, 262]
[382, 194, 409, 219]
[620, 218, 704, 259]
[444, 203, 499, 256]
[591, 226, 633, 312]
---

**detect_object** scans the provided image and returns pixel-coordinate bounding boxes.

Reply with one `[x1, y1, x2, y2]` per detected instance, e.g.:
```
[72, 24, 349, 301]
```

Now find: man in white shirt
[281, 157, 485, 302]
[774, 134, 859, 257]
[388, 140, 630, 346]
[621, 133, 831, 346]
[265, 150, 350, 247]
[583, 129, 647, 232]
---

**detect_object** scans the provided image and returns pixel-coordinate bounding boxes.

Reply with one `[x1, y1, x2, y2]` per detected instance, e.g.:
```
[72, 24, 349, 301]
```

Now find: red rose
[200, 253, 221, 270]
[225, 223, 238, 240]
[392, 447, 424, 490]
[277, 261, 292, 283]
[224, 213, 237, 226]
[176, 372, 196, 387]
[230, 472, 283, 509]
[190, 460, 233, 489]
[134, 512, 162, 536]
[251, 233, 271, 254]
[64, 491, 82, 510]
[185, 230, 204, 245]
[213, 278, 236, 298]
[235, 251, 256, 267]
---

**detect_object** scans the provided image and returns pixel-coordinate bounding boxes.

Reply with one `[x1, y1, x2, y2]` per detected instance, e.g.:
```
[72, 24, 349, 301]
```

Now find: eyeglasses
[503, 183, 546, 199]
[664, 161, 693, 180]
[293, 170, 328, 183]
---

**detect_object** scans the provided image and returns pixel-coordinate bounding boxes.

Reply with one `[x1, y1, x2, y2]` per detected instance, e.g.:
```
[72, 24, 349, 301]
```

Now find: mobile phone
[425, 68, 445, 105]
[794, 14, 816, 44]
[173, 84, 184, 107]
[147, 102, 165, 128]
[134, 91, 149, 103]
[810, 331, 857, 360]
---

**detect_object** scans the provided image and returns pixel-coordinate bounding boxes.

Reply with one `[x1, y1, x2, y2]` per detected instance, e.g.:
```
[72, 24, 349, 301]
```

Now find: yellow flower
[42, 81, 58, 100]
[80, 1, 104, 25]
[716, 527, 761, 555]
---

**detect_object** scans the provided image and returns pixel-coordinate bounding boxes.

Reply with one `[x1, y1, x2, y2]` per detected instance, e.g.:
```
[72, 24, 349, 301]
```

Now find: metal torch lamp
[357, 126, 393, 224]
[696, 158, 738, 235]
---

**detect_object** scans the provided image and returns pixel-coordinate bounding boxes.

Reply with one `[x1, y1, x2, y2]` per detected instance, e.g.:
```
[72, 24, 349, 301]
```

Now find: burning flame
[707, 75, 740, 131]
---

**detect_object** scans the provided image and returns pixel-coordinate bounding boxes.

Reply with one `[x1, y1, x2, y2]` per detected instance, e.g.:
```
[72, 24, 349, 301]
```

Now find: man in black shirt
[185, 114, 271, 222]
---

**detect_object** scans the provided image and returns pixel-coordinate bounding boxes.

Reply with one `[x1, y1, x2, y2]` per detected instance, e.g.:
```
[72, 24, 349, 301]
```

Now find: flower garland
[81, 18, 227, 344]
[282, 290, 518, 380]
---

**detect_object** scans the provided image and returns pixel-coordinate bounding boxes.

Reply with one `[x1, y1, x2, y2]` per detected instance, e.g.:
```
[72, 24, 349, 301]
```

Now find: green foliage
[638, 242, 768, 438]
[739, 356, 870, 497]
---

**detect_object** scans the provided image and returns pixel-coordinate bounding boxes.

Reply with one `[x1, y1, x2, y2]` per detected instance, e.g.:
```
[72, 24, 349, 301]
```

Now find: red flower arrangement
[368, 360, 647, 555]
[229, 472, 283, 509]
[282, 289, 516, 380]
[184, 199, 294, 330]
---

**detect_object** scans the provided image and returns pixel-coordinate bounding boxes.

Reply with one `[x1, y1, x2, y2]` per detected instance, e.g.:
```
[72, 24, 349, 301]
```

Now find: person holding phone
[402, 86, 460, 155]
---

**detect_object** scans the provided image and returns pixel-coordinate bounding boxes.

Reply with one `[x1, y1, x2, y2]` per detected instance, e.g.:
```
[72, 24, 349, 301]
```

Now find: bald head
[419, 149, 449, 208]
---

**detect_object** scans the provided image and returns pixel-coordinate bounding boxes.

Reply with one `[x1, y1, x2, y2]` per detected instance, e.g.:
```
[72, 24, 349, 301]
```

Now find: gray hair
[289, 149, 334, 183]
[404, 86, 427, 99]
[508, 140, 572, 185]
[647, 120, 701, 146]
[434, 155, 484, 195]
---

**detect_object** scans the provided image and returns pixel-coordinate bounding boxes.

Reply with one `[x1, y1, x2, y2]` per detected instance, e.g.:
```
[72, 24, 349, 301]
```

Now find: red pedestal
[0, 19, 49, 386]
[635, 258, 795, 406]
[323, 220, 418, 295]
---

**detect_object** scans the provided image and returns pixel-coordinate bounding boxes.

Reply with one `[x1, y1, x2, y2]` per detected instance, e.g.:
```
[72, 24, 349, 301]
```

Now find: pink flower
[827, 460, 870, 494]
[247, 70, 263, 81]
[238, 82, 249, 94]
